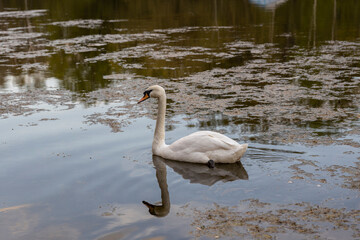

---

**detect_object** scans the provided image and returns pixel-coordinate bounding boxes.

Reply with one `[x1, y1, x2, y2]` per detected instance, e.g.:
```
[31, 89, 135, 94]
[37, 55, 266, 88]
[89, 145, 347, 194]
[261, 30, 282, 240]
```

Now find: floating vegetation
[181, 200, 360, 239]
[0, 9, 47, 18]
[49, 19, 104, 29]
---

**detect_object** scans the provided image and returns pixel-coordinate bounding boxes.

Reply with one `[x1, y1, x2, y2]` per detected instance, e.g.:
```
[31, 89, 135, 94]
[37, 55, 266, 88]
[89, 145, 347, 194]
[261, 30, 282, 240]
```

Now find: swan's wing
[168, 131, 238, 153]
[200, 131, 239, 146]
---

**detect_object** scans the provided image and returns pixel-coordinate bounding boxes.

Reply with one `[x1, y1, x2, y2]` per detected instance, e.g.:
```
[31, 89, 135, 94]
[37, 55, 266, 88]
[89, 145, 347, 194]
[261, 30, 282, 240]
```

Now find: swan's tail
[235, 143, 248, 161]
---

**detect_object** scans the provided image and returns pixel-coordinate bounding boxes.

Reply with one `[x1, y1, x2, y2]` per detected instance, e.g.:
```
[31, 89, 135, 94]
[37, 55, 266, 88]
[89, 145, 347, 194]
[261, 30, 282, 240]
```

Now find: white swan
[138, 85, 248, 167]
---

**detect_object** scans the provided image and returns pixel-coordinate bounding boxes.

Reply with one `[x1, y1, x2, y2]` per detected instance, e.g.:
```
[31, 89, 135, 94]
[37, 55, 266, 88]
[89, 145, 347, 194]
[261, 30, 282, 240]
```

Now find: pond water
[0, 0, 359, 239]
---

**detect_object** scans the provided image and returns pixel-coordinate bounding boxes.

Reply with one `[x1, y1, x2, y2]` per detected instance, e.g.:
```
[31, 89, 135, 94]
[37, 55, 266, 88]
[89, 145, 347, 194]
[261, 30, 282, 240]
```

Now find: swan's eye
[144, 90, 152, 97]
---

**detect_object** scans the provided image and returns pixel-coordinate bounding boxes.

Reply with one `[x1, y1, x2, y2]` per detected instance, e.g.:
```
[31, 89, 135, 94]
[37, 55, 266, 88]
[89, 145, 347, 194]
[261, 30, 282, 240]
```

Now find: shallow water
[1, 1, 360, 239]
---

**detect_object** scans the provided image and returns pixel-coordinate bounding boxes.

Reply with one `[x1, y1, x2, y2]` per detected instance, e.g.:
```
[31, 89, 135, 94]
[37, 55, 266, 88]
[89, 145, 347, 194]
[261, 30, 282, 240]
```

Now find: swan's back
[162, 131, 248, 164]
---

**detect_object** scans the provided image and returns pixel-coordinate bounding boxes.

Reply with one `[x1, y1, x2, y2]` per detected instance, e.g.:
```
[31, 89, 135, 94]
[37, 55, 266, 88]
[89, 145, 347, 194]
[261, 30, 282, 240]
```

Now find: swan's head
[142, 200, 169, 217]
[137, 85, 165, 104]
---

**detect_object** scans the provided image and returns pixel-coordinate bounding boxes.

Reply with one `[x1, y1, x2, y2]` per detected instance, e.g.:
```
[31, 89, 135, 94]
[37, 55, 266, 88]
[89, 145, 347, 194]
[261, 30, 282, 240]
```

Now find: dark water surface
[0, 1, 360, 239]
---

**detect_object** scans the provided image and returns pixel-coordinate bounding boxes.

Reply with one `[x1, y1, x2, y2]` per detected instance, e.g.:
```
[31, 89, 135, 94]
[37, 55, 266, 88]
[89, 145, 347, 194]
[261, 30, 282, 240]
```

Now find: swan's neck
[156, 158, 170, 211]
[153, 93, 166, 153]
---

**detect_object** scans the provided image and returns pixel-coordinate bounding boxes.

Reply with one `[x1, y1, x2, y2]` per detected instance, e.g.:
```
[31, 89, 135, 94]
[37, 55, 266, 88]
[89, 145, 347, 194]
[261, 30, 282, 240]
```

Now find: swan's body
[156, 131, 247, 164]
[138, 85, 248, 165]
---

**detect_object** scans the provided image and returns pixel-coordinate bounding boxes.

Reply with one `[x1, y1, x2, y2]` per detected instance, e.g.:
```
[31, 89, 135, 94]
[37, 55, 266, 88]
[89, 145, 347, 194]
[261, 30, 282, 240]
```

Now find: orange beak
[138, 93, 150, 104]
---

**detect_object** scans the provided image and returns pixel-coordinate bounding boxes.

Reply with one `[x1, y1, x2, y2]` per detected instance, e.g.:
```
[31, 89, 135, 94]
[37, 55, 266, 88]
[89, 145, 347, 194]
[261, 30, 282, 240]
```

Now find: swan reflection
[143, 155, 248, 217]
[142, 155, 170, 217]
